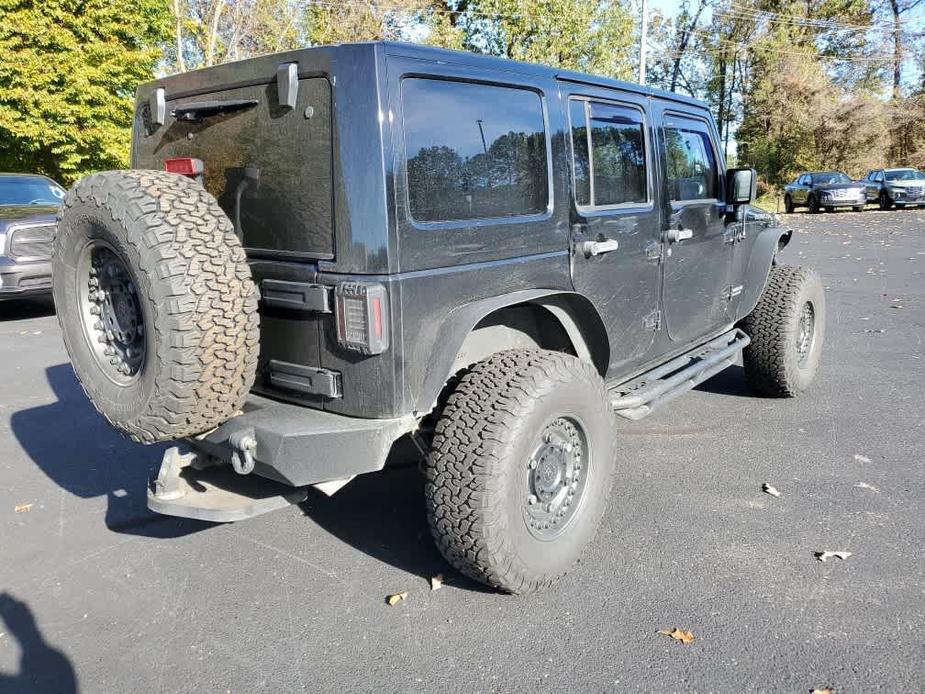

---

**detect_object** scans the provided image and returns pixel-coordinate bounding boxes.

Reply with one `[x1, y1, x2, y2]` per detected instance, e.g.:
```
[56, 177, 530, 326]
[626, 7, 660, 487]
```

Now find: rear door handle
[666, 228, 693, 243]
[578, 238, 619, 257]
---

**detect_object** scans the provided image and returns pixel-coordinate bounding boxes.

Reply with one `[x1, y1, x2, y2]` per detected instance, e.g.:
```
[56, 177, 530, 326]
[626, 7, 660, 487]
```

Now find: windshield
[813, 172, 852, 185]
[885, 169, 925, 182]
[0, 177, 66, 206]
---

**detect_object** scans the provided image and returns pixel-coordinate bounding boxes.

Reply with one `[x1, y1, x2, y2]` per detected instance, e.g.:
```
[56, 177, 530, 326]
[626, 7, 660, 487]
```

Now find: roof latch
[277, 62, 298, 110]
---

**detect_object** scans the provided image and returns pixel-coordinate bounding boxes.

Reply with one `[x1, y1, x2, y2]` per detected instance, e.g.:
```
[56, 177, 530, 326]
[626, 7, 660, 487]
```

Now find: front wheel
[879, 191, 893, 210]
[808, 195, 820, 214]
[425, 350, 617, 594]
[740, 266, 825, 397]
[784, 195, 795, 213]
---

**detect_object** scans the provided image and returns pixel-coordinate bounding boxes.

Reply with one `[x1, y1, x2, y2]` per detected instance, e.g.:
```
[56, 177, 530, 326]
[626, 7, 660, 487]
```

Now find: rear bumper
[0, 257, 52, 297]
[187, 394, 416, 487]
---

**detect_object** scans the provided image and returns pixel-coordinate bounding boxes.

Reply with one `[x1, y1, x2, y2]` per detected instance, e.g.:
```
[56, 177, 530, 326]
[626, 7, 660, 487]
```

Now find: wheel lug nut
[545, 503, 553, 512]
[528, 459, 537, 470]
[89, 305, 100, 315]
[527, 494, 537, 505]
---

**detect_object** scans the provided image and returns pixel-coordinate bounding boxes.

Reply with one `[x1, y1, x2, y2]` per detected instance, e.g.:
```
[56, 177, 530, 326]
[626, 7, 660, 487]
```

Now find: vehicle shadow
[299, 444, 491, 592]
[9, 364, 213, 539]
[0, 296, 55, 321]
[694, 364, 755, 398]
[0, 592, 77, 694]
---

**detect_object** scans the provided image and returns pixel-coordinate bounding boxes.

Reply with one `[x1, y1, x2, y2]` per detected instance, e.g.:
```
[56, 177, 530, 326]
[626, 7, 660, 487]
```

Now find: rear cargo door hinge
[644, 310, 662, 330]
[260, 280, 332, 313]
[268, 360, 342, 399]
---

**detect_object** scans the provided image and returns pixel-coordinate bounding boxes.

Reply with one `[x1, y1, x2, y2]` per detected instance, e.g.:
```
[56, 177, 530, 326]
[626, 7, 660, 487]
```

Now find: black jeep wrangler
[53, 42, 824, 594]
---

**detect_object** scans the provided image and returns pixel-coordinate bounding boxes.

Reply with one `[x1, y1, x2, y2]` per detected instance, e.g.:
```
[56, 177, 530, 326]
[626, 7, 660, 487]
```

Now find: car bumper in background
[0, 256, 52, 298]
[819, 197, 866, 208]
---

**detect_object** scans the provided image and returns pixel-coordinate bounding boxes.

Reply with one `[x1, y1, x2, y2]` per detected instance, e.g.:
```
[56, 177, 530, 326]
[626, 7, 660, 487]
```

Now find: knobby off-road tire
[53, 170, 260, 443]
[425, 350, 617, 594]
[740, 265, 825, 397]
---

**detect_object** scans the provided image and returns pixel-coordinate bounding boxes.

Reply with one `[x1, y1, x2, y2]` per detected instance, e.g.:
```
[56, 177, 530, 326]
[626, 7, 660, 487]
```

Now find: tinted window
[664, 119, 717, 201]
[569, 100, 647, 207]
[0, 177, 65, 206]
[403, 79, 548, 223]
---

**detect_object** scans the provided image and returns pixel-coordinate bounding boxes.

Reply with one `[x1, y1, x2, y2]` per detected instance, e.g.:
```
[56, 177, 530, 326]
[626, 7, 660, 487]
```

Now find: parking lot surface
[1, 208, 923, 692]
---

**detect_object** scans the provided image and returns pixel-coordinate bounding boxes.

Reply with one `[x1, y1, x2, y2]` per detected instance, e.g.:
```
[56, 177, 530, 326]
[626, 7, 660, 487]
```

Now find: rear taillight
[334, 282, 389, 355]
[164, 157, 204, 178]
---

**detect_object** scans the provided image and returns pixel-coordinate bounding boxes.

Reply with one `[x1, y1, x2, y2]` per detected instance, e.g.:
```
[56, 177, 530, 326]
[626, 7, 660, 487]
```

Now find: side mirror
[727, 167, 757, 205]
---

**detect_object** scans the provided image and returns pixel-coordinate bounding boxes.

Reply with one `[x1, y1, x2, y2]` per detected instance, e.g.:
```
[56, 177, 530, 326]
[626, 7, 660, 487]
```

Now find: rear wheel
[740, 266, 825, 397]
[53, 170, 260, 443]
[784, 195, 795, 213]
[425, 350, 617, 594]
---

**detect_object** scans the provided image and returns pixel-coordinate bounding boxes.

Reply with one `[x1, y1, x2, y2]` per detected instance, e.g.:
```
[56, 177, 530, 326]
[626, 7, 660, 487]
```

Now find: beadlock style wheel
[77, 242, 146, 383]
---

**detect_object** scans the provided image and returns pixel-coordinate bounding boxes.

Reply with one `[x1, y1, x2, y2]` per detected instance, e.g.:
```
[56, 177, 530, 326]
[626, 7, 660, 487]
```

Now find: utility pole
[639, 0, 648, 86]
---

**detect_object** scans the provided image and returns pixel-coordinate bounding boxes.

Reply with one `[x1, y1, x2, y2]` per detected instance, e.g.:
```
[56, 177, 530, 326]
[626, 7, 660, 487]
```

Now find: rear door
[132, 76, 335, 407]
[561, 83, 661, 374]
[656, 109, 732, 344]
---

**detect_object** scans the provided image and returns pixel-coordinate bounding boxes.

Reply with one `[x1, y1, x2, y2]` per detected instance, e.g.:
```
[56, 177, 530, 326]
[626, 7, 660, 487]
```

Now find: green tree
[0, 0, 170, 184]
[464, 0, 636, 79]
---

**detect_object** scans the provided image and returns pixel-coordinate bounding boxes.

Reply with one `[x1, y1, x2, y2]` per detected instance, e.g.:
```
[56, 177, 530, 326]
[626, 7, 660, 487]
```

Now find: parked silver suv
[862, 168, 925, 210]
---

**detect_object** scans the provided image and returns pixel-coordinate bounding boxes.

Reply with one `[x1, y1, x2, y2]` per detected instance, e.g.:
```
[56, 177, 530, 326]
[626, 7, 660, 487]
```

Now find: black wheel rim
[796, 301, 816, 368]
[523, 417, 590, 541]
[77, 242, 146, 384]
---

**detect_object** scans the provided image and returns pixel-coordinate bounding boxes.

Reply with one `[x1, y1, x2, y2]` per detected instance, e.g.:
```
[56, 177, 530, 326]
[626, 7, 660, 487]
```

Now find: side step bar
[610, 328, 750, 421]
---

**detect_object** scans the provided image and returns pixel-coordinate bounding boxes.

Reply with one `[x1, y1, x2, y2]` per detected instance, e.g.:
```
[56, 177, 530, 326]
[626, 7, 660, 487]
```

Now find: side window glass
[568, 99, 648, 208]
[664, 118, 717, 201]
[402, 78, 549, 223]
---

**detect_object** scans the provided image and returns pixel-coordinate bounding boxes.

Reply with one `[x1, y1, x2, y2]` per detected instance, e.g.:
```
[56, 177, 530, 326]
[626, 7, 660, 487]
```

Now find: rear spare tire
[53, 170, 260, 443]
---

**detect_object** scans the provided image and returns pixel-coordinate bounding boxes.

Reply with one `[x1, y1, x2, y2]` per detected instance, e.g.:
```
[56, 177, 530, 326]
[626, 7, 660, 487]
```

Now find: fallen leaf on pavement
[811, 688, 836, 693]
[430, 574, 444, 591]
[815, 551, 852, 562]
[657, 628, 695, 644]
[14, 503, 33, 513]
[762, 483, 781, 497]
[854, 482, 879, 492]
[853, 454, 871, 463]
[863, 329, 885, 334]
[386, 591, 408, 606]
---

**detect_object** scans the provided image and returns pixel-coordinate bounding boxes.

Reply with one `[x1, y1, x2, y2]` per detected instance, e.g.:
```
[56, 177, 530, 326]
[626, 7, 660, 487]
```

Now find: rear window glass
[402, 78, 549, 223]
[665, 118, 717, 201]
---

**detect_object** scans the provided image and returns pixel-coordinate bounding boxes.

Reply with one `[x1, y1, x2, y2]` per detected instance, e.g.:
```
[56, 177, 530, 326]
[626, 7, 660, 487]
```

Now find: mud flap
[148, 446, 307, 523]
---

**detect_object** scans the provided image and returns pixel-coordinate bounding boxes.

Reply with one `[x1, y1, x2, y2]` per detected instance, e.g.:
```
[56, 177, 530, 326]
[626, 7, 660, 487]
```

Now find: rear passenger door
[656, 110, 732, 344]
[561, 85, 661, 375]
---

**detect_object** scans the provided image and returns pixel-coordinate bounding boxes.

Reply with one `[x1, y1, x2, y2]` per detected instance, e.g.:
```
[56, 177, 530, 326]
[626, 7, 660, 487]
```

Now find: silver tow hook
[229, 431, 257, 475]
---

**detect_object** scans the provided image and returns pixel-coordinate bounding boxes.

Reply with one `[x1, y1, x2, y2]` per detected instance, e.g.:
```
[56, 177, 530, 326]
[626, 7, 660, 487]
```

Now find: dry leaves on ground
[853, 454, 871, 463]
[657, 628, 695, 644]
[14, 503, 33, 513]
[386, 591, 408, 606]
[762, 483, 781, 497]
[815, 551, 852, 562]
[811, 688, 836, 693]
[430, 574, 444, 591]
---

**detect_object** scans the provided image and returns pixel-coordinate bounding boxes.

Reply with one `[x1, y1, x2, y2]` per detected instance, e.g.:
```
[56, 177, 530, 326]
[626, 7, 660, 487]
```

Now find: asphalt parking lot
[1, 208, 923, 693]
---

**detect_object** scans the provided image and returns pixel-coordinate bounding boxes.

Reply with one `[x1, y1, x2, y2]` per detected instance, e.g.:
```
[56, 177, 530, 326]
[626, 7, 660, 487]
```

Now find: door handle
[578, 238, 619, 257]
[666, 228, 693, 243]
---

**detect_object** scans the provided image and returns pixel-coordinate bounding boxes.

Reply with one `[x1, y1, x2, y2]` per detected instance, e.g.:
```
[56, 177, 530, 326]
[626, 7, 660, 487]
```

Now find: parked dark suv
[53, 42, 825, 594]
[783, 171, 866, 213]
[0, 174, 64, 299]
[862, 167, 925, 209]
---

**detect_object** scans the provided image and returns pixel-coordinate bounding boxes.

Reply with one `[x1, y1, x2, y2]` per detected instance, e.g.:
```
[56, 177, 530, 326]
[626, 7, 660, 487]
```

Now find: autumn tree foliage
[0, 0, 170, 184]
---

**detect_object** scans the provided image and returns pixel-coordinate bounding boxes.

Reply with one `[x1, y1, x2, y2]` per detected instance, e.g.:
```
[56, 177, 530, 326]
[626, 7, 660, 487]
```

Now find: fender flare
[736, 226, 793, 321]
[415, 289, 609, 413]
